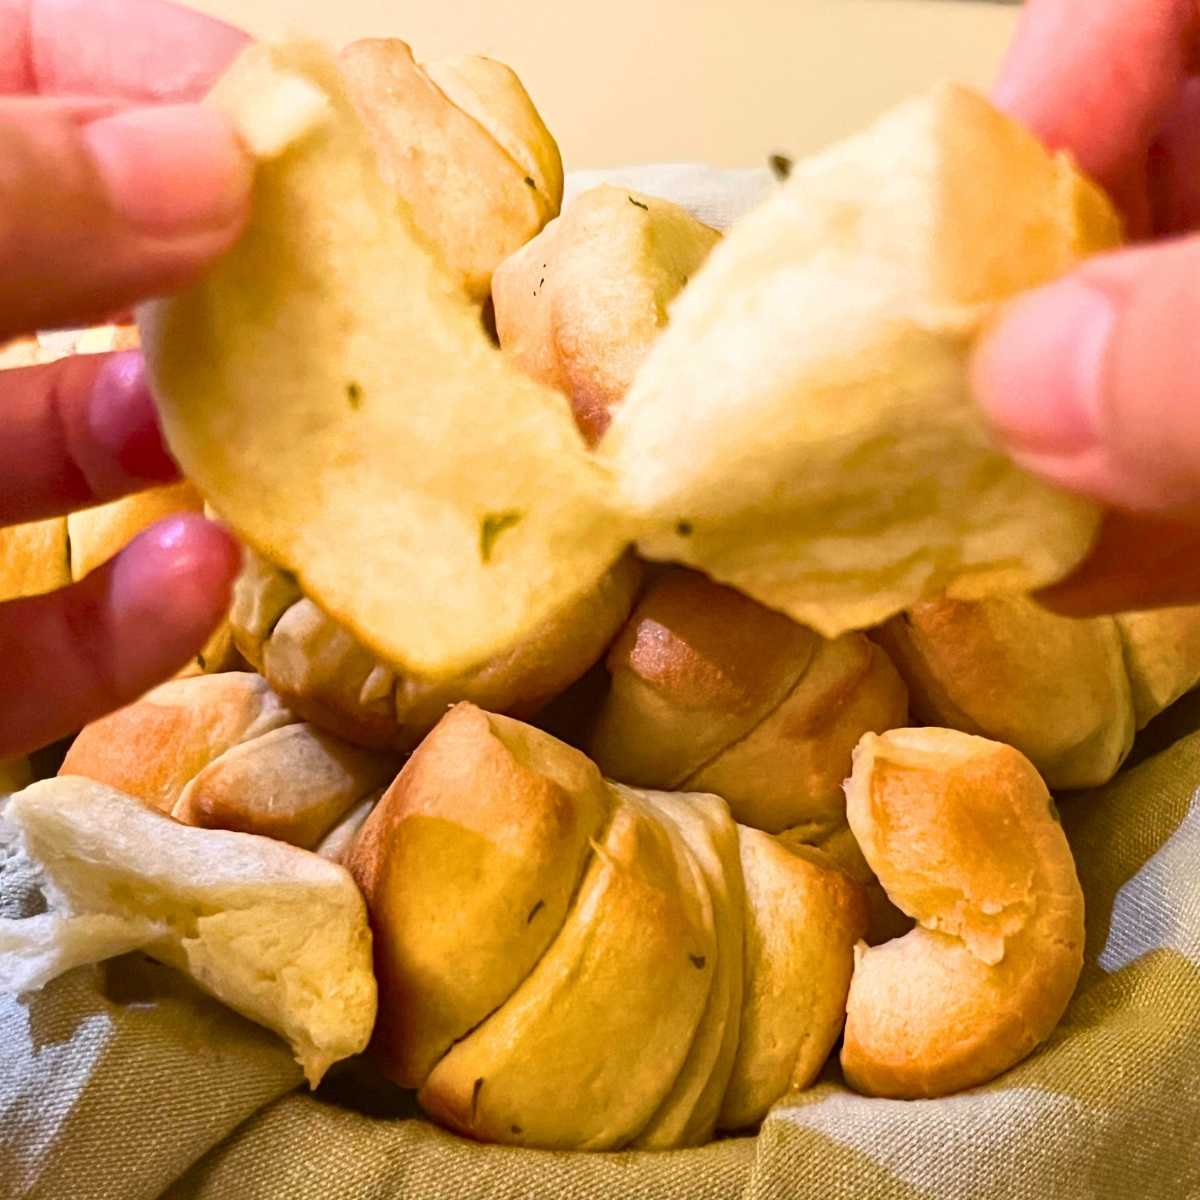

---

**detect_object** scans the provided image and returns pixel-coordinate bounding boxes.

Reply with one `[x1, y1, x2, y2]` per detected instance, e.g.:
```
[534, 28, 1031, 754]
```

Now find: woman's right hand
[973, 0, 1200, 615]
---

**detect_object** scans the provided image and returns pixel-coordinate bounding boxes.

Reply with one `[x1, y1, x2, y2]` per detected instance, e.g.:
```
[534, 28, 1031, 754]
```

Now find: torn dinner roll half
[0, 777, 376, 1086]
[600, 84, 1117, 637]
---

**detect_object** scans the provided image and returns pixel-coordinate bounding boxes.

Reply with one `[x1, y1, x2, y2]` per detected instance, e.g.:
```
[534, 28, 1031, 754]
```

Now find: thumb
[972, 236, 1200, 519]
[0, 100, 251, 340]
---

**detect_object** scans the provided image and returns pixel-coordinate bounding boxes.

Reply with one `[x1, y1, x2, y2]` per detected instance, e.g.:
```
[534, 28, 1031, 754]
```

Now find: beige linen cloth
[3, 168, 1200, 1200]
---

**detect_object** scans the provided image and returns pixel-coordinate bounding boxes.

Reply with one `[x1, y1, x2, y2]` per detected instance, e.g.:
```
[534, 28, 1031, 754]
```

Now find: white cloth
[564, 163, 775, 230]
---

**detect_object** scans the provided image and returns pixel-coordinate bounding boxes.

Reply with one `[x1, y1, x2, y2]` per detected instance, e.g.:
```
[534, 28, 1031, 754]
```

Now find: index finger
[993, 0, 1199, 195]
[0, 0, 248, 100]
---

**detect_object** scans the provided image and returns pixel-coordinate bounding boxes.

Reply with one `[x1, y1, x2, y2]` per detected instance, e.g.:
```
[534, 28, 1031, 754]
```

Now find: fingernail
[973, 278, 1117, 455]
[89, 351, 179, 483]
[84, 105, 251, 236]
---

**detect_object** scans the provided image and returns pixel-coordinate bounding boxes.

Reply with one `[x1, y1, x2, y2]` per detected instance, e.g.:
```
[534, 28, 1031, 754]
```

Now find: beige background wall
[187, 0, 1018, 168]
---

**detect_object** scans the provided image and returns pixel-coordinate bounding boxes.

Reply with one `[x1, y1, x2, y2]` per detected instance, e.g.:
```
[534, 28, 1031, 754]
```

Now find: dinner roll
[876, 596, 1134, 789]
[841, 728, 1085, 1099]
[339, 39, 562, 302]
[347, 703, 865, 1150]
[493, 185, 720, 443]
[232, 548, 641, 751]
[1114, 607, 1200, 729]
[60, 673, 395, 848]
[588, 569, 907, 834]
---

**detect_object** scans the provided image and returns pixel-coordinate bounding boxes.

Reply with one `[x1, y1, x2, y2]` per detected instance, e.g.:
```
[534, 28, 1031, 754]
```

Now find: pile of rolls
[6, 35, 1200, 1154]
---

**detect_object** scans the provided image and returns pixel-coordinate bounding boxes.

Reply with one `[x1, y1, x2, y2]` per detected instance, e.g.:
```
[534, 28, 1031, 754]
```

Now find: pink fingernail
[972, 279, 1116, 455]
[83, 104, 251, 236]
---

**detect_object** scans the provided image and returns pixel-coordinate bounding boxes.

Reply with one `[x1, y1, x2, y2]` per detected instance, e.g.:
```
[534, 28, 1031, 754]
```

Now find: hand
[0, 0, 252, 757]
[973, 0, 1200, 615]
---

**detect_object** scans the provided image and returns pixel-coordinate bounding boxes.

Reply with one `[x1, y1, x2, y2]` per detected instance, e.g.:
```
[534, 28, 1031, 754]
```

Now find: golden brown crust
[346, 704, 611, 1088]
[630, 787, 744, 1149]
[1114, 606, 1200, 728]
[840, 728, 1085, 1099]
[493, 185, 720, 444]
[718, 830, 866, 1130]
[339, 39, 560, 303]
[589, 570, 907, 832]
[422, 55, 563, 214]
[60, 673, 298, 814]
[233, 549, 640, 752]
[66, 482, 204, 580]
[687, 636, 908, 835]
[173, 722, 397, 848]
[0, 478, 237, 677]
[876, 596, 1134, 789]
[417, 779, 714, 1150]
[0, 518, 71, 601]
[589, 569, 818, 788]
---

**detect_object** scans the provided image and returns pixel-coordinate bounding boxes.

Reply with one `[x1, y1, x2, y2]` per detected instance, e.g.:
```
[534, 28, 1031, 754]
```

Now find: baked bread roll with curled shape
[876, 596, 1133, 790]
[876, 597, 1200, 789]
[841, 727, 1085, 1099]
[588, 569, 908, 836]
[60, 673, 396, 850]
[346, 703, 866, 1150]
[339, 39, 563, 303]
[492, 185, 721, 444]
[231, 547, 641, 752]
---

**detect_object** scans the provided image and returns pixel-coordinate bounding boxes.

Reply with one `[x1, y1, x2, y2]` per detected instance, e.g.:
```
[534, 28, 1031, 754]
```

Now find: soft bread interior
[0, 778, 376, 1086]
